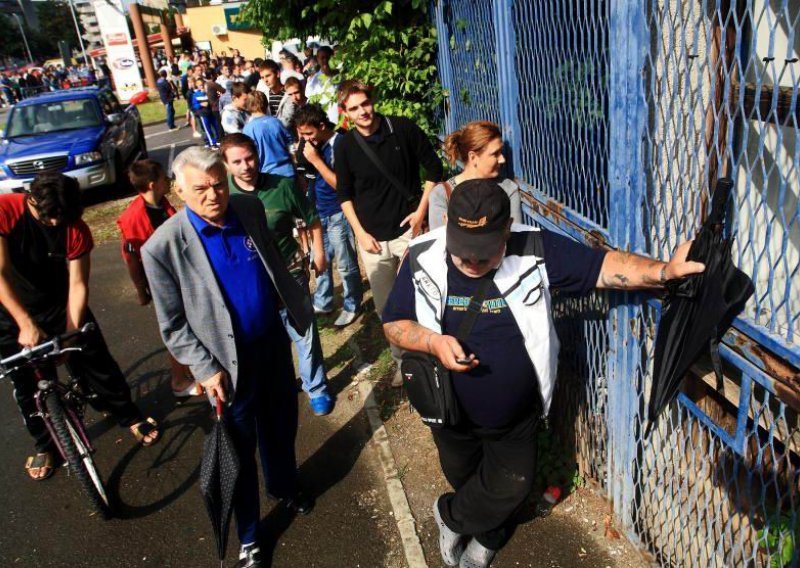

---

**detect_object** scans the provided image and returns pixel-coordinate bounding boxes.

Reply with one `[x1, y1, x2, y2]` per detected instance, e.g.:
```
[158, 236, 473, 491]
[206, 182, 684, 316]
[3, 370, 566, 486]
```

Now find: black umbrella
[199, 399, 240, 566]
[646, 178, 755, 436]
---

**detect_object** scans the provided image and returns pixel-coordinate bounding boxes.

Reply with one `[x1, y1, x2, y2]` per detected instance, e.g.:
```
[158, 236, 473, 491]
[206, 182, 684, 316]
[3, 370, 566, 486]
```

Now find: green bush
[241, 0, 443, 137]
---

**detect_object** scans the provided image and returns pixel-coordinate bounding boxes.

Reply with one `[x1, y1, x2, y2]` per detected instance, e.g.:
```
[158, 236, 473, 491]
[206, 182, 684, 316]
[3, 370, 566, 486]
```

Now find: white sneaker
[459, 538, 496, 568]
[433, 497, 464, 566]
[313, 305, 333, 315]
[192, 131, 202, 138]
[333, 309, 357, 328]
[238, 543, 263, 568]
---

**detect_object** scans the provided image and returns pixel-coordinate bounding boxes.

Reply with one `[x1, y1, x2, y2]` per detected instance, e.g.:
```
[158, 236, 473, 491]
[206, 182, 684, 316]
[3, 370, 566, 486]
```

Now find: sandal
[25, 452, 55, 481]
[130, 417, 161, 447]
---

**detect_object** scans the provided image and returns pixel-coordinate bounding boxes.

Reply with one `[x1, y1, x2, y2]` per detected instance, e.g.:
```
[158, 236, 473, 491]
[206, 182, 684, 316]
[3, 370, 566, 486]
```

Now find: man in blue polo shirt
[142, 147, 314, 568]
[295, 104, 363, 327]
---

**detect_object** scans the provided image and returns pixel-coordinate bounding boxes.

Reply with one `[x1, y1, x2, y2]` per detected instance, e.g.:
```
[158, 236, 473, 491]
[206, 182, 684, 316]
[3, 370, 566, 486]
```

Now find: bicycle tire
[43, 391, 112, 519]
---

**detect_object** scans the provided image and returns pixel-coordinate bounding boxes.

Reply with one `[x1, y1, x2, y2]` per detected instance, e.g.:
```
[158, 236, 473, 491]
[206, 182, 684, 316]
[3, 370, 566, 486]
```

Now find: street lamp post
[68, 0, 89, 65]
[11, 13, 34, 65]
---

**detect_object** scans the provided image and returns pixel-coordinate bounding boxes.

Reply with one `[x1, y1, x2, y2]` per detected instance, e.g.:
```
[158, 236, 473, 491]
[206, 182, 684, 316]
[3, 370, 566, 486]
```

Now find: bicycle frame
[32, 364, 97, 463]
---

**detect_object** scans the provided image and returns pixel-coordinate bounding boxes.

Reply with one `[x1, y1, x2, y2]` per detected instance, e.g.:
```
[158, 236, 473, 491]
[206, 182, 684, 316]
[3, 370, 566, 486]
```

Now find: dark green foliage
[240, 0, 443, 137]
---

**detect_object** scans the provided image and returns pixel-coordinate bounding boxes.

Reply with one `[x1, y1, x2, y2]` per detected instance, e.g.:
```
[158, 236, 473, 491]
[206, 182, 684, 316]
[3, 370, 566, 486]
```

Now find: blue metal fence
[435, 0, 800, 565]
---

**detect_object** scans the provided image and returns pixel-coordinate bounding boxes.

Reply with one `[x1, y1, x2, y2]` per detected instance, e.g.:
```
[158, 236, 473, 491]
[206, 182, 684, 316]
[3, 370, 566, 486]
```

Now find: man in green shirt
[221, 133, 334, 416]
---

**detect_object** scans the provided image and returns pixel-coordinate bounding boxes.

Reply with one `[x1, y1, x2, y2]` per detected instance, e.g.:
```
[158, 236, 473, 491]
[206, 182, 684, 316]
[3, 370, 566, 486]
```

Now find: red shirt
[116, 195, 176, 263]
[0, 193, 93, 321]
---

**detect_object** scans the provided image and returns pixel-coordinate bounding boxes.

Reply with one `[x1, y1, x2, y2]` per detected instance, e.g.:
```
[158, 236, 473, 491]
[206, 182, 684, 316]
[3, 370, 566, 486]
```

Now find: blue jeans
[279, 272, 328, 399]
[164, 100, 175, 129]
[226, 332, 298, 545]
[312, 211, 363, 314]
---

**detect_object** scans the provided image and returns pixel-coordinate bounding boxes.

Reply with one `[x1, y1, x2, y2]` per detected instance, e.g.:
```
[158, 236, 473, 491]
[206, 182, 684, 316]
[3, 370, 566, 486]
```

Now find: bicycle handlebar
[0, 322, 96, 369]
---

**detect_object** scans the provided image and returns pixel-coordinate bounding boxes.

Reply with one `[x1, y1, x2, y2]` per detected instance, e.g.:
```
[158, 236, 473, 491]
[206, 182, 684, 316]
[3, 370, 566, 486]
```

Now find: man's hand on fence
[664, 240, 706, 281]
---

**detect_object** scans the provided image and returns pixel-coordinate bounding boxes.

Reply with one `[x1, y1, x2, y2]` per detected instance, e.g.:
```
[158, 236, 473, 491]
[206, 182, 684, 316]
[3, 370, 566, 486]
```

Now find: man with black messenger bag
[382, 179, 705, 568]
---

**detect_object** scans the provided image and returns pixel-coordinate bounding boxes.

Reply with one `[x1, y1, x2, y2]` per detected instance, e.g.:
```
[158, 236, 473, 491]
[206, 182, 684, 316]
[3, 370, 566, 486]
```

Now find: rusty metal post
[161, 23, 174, 60]
[129, 2, 157, 89]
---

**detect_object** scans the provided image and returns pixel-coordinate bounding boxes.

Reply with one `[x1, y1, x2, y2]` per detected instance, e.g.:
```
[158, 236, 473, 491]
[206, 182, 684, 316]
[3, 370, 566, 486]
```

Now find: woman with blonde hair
[428, 120, 522, 230]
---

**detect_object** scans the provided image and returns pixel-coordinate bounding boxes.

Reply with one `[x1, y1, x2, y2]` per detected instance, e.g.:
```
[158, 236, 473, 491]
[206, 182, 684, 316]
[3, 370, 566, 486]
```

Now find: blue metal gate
[434, 0, 800, 565]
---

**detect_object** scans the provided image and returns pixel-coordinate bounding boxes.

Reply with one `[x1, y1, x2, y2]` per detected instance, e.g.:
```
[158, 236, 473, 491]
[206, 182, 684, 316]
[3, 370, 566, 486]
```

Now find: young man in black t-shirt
[334, 79, 444, 385]
[0, 174, 160, 481]
[382, 180, 705, 567]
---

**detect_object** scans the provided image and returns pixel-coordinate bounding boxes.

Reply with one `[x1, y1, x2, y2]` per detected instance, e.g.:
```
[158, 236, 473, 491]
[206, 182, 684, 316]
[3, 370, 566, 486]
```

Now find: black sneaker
[238, 543, 263, 568]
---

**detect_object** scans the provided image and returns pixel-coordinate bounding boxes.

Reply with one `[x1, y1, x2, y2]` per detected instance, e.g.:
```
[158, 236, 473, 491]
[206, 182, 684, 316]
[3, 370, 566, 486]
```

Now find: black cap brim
[446, 224, 506, 261]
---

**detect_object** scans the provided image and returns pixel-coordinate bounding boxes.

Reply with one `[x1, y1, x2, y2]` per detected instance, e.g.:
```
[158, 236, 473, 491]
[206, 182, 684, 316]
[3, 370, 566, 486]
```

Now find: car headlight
[74, 151, 103, 166]
[0, 166, 6, 180]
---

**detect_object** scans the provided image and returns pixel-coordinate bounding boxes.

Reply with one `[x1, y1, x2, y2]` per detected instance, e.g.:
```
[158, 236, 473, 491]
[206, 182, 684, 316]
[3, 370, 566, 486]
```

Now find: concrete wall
[184, 3, 268, 59]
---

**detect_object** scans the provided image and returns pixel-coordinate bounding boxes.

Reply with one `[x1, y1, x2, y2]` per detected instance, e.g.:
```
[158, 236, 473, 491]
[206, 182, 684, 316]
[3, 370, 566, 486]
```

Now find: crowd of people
[153, 44, 339, 146]
[0, 42, 707, 568]
[0, 62, 109, 107]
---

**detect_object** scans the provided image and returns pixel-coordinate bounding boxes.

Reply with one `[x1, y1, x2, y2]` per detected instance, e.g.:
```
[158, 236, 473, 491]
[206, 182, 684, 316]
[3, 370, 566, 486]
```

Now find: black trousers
[0, 309, 142, 454]
[432, 412, 539, 550]
[226, 331, 299, 544]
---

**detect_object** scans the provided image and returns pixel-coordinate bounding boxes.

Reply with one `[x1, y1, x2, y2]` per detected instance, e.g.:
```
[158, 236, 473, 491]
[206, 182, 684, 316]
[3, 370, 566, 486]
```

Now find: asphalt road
[141, 117, 203, 174]
[0, 225, 404, 563]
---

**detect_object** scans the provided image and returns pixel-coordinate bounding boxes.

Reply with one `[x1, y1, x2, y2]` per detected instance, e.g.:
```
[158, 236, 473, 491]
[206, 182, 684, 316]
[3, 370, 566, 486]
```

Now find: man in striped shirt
[256, 60, 295, 128]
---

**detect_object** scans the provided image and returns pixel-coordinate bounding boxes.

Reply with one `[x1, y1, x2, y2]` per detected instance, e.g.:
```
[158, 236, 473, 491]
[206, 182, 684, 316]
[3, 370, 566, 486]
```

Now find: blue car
[0, 87, 147, 193]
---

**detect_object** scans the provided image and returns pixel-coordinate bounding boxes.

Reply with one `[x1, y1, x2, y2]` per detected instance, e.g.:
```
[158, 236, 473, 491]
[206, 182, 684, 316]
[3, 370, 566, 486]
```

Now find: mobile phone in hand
[455, 356, 474, 365]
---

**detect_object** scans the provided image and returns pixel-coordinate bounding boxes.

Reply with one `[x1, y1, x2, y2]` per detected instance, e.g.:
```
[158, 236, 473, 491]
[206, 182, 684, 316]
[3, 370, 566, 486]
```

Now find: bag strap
[353, 123, 415, 203]
[442, 179, 455, 199]
[454, 277, 493, 342]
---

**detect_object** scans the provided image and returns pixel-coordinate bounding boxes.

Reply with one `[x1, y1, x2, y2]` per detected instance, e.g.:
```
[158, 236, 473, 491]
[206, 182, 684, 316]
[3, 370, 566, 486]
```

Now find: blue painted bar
[677, 393, 741, 453]
[491, 0, 522, 180]
[606, 0, 648, 538]
[518, 180, 612, 242]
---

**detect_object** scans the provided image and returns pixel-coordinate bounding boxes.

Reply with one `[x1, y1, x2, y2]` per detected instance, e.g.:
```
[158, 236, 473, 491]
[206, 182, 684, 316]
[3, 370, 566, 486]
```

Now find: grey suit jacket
[141, 193, 312, 394]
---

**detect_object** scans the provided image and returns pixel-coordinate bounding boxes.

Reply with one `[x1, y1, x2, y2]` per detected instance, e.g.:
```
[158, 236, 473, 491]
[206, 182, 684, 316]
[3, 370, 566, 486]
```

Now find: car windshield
[5, 99, 102, 138]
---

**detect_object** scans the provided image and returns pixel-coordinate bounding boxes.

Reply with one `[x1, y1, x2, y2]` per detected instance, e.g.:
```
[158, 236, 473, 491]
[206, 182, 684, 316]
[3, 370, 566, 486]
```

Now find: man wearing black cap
[382, 179, 704, 567]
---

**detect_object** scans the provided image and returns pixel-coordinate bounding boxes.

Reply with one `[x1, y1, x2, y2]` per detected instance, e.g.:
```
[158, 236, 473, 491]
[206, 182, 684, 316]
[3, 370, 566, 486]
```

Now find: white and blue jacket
[405, 225, 559, 416]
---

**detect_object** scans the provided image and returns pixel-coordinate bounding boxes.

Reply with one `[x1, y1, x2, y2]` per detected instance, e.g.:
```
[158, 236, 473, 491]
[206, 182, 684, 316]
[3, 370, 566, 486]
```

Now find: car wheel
[137, 127, 148, 159]
[114, 153, 132, 196]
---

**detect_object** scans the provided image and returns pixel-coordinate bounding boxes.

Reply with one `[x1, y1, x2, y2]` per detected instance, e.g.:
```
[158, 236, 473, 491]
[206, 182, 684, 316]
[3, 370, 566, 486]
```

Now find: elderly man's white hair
[172, 146, 224, 188]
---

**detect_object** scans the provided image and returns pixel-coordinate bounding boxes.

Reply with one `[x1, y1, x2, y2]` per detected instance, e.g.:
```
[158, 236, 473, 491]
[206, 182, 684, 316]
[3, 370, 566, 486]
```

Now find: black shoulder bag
[352, 118, 417, 206]
[400, 277, 493, 429]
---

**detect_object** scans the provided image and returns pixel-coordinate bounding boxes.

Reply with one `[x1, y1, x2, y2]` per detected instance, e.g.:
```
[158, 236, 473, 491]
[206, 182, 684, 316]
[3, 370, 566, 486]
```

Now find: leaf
[362, 13, 373, 29]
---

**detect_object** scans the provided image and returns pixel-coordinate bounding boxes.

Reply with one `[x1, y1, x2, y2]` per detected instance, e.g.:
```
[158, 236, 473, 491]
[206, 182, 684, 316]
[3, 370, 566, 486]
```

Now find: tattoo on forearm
[384, 320, 435, 353]
[386, 322, 406, 345]
[613, 273, 630, 288]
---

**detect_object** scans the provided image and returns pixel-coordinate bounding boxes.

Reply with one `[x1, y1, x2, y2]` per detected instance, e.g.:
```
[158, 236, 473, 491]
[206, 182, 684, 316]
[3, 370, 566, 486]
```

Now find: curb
[358, 379, 428, 568]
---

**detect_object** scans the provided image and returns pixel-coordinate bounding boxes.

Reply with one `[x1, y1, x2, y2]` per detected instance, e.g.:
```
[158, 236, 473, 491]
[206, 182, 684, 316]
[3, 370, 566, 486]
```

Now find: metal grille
[513, 0, 610, 229]
[435, 0, 501, 131]
[8, 155, 69, 176]
[436, 0, 800, 566]
[643, 0, 800, 351]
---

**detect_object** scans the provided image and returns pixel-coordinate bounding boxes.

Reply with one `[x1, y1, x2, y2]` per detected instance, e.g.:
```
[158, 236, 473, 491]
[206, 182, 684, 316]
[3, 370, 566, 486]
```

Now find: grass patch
[136, 99, 188, 126]
[82, 196, 135, 244]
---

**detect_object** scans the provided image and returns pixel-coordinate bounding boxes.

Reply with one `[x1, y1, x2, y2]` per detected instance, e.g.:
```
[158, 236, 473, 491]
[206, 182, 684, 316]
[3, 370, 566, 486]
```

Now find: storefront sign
[94, 0, 143, 102]
[224, 6, 253, 31]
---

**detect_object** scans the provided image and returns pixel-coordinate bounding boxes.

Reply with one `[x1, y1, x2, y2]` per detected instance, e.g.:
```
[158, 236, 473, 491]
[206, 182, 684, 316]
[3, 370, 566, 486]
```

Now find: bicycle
[0, 323, 112, 519]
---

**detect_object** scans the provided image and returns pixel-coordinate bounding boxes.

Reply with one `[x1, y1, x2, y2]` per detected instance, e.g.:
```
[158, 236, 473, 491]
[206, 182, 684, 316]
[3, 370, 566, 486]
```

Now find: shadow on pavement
[258, 404, 372, 565]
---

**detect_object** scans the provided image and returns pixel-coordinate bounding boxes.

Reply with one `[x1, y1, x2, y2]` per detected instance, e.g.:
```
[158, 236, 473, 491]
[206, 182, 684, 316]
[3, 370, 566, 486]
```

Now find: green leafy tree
[34, 1, 86, 59]
[0, 13, 32, 61]
[240, 0, 442, 137]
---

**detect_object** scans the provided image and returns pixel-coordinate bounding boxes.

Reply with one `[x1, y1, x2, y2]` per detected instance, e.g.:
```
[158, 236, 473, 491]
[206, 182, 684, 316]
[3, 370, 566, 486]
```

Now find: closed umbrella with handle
[646, 178, 755, 436]
[199, 399, 240, 566]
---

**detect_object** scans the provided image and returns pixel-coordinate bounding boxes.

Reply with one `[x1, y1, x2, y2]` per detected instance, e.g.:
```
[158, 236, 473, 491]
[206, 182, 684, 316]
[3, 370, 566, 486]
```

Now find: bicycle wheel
[44, 391, 112, 519]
